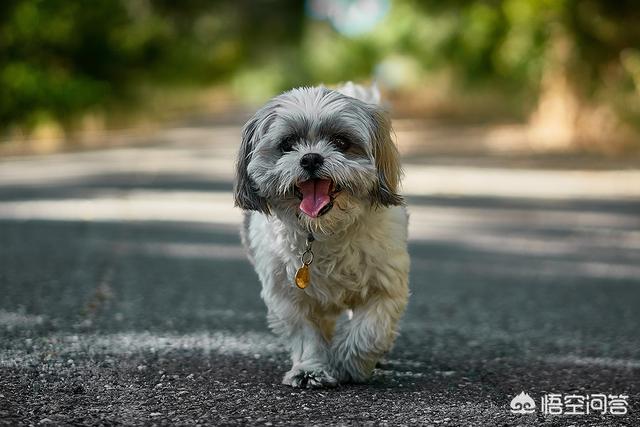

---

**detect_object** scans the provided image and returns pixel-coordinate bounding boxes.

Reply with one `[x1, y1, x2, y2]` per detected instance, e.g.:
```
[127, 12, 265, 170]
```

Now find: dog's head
[234, 86, 402, 235]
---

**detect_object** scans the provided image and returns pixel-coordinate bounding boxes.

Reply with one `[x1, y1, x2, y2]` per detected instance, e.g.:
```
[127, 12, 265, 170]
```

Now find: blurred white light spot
[375, 55, 422, 89]
[307, 0, 390, 37]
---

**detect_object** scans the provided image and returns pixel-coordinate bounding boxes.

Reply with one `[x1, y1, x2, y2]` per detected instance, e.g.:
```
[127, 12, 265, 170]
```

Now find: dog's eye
[331, 136, 351, 151]
[279, 136, 295, 153]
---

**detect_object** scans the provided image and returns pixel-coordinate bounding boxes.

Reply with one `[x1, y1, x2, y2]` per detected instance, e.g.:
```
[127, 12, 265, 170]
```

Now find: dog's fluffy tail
[335, 81, 381, 105]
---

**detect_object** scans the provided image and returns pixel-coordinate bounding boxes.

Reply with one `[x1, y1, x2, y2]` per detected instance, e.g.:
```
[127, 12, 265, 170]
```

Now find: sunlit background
[2, 0, 640, 153]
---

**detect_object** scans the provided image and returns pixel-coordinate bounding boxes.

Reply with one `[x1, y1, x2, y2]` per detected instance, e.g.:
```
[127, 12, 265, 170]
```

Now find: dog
[234, 83, 409, 388]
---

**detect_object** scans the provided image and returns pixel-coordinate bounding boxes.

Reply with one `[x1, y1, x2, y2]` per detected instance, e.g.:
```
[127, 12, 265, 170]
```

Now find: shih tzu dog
[234, 83, 409, 388]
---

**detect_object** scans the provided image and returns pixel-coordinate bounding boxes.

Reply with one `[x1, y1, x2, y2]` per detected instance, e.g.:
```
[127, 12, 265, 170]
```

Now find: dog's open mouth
[295, 179, 341, 218]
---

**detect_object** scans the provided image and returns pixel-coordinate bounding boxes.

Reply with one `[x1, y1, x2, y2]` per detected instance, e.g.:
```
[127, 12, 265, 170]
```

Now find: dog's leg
[266, 298, 338, 388]
[330, 291, 408, 383]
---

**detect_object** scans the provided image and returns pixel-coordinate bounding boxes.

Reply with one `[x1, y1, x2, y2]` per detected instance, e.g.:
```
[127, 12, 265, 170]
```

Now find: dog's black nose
[300, 153, 324, 171]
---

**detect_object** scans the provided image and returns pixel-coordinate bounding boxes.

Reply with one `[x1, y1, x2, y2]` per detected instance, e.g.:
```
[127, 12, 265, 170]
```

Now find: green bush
[0, 0, 304, 132]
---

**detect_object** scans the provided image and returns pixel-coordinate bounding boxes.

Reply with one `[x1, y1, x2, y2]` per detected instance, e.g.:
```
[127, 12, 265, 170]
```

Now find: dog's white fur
[234, 84, 410, 388]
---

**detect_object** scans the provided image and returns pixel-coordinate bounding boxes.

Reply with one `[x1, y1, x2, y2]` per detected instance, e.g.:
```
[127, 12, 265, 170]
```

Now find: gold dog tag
[294, 234, 314, 289]
[295, 264, 310, 289]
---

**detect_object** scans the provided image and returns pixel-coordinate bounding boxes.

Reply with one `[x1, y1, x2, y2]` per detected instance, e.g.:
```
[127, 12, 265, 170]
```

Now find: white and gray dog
[234, 83, 409, 388]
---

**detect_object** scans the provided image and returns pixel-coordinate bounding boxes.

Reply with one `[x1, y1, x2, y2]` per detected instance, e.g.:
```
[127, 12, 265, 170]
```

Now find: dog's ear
[369, 107, 404, 206]
[234, 109, 274, 214]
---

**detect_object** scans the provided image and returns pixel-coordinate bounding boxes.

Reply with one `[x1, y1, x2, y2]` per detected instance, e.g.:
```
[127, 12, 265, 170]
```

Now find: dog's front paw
[330, 355, 376, 384]
[282, 366, 338, 389]
[331, 366, 366, 384]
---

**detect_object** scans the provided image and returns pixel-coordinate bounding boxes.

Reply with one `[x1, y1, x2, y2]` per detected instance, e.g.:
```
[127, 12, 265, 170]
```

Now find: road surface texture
[1, 120, 640, 426]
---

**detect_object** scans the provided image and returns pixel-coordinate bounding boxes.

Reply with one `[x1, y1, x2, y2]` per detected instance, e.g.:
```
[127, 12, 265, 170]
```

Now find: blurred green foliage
[0, 0, 304, 130]
[1, 0, 639, 134]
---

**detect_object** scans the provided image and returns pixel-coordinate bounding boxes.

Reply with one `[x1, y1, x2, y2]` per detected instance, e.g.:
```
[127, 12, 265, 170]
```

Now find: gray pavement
[1, 123, 639, 426]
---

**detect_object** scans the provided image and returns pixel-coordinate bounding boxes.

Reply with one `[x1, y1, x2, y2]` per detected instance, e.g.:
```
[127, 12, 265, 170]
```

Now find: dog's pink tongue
[298, 179, 332, 218]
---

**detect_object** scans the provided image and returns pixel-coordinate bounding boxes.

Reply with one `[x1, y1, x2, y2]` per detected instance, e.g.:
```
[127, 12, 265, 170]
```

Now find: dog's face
[234, 86, 402, 235]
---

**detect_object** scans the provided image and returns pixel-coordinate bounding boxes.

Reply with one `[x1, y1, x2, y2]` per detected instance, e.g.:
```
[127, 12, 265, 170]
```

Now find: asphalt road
[1, 123, 640, 426]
